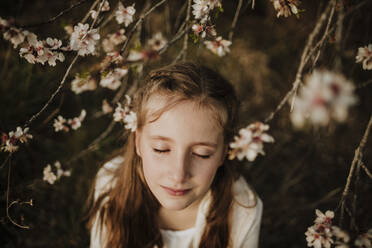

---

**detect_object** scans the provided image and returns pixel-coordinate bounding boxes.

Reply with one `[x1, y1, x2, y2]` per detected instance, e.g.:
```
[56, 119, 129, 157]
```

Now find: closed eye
[153, 148, 170, 153]
[193, 153, 211, 159]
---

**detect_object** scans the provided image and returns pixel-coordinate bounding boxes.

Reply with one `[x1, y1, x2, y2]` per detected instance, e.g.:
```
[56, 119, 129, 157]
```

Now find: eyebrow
[149, 135, 218, 148]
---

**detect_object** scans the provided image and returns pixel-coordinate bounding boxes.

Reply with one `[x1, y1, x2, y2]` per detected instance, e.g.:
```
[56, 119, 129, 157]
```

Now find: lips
[162, 186, 191, 196]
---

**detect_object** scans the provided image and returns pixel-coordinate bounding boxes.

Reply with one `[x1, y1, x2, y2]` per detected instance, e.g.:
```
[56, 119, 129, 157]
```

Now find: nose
[169, 151, 191, 184]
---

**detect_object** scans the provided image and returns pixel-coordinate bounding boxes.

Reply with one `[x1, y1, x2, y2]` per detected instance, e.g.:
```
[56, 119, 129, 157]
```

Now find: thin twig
[181, 0, 192, 61]
[356, 79, 372, 89]
[264, 0, 334, 123]
[24, 55, 79, 128]
[20, 0, 90, 28]
[81, 0, 100, 24]
[228, 0, 244, 42]
[161, 24, 190, 56]
[6, 156, 30, 229]
[120, 0, 168, 55]
[338, 115, 372, 225]
[0, 154, 11, 170]
[360, 161, 372, 179]
[311, 0, 336, 69]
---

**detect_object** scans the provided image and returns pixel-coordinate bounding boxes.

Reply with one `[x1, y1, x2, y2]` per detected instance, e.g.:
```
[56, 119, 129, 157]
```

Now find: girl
[88, 62, 263, 248]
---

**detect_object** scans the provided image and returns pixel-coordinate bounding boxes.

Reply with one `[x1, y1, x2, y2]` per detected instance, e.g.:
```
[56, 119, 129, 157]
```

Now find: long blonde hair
[87, 62, 240, 247]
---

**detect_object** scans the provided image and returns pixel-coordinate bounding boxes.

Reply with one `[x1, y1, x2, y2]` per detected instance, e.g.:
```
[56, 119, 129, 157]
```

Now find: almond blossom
[355, 229, 372, 247]
[3, 27, 27, 48]
[1, 127, 32, 153]
[68, 109, 87, 130]
[43, 164, 57, 184]
[290, 70, 357, 128]
[19, 32, 65, 66]
[192, 23, 216, 39]
[113, 95, 137, 132]
[305, 209, 335, 248]
[147, 32, 167, 51]
[355, 44, 372, 70]
[53, 116, 68, 132]
[115, 2, 136, 27]
[228, 122, 274, 161]
[70, 74, 97, 94]
[204, 36, 231, 57]
[192, 0, 222, 23]
[43, 161, 71, 185]
[100, 68, 128, 90]
[102, 29, 127, 53]
[70, 23, 100, 56]
[271, 0, 300, 18]
[53, 110, 86, 132]
[89, 0, 110, 19]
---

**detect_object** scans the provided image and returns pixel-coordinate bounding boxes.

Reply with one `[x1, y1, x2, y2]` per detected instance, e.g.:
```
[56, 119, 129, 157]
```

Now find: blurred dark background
[0, 0, 371, 247]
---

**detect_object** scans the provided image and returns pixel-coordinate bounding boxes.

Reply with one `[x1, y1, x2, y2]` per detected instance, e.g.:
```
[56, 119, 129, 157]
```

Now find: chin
[159, 199, 193, 211]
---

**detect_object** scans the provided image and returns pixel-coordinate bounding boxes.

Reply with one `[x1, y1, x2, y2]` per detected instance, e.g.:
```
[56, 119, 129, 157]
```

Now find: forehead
[142, 96, 224, 143]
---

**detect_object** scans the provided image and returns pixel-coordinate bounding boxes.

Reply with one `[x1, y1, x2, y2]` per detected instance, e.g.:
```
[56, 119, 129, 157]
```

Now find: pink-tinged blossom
[315, 209, 334, 225]
[70, 23, 100, 56]
[70, 74, 97, 94]
[271, 0, 300, 18]
[355, 229, 372, 247]
[127, 50, 145, 61]
[115, 2, 136, 27]
[53, 116, 68, 132]
[291, 70, 357, 128]
[67, 109, 86, 130]
[355, 44, 372, 70]
[204, 36, 232, 57]
[229, 122, 274, 161]
[147, 32, 167, 51]
[113, 95, 137, 132]
[1, 127, 32, 153]
[305, 225, 333, 248]
[100, 68, 128, 90]
[192, 24, 216, 38]
[102, 29, 127, 53]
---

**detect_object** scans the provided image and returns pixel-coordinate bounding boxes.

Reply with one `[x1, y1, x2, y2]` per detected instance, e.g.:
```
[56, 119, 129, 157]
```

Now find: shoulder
[230, 176, 263, 247]
[93, 156, 124, 200]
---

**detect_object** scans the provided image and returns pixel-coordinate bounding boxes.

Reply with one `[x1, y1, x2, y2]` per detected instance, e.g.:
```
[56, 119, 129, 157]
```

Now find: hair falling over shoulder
[87, 62, 242, 248]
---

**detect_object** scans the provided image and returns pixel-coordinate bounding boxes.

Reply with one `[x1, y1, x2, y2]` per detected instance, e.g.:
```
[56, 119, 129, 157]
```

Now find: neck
[158, 203, 200, 231]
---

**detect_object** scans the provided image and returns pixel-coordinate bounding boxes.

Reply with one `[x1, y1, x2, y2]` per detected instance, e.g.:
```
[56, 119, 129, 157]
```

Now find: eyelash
[152, 149, 211, 159]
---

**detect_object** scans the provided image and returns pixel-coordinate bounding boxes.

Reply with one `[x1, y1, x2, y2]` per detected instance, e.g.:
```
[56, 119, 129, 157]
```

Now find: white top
[90, 156, 263, 248]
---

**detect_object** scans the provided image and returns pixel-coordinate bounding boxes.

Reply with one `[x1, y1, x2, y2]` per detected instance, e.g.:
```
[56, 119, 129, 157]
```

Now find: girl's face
[136, 98, 226, 212]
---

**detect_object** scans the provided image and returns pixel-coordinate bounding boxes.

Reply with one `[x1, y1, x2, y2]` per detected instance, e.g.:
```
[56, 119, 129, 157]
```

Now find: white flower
[229, 122, 274, 161]
[355, 44, 372, 70]
[315, 209, 334, 225]
[1, 140, 19, 153]
[115, 2, 136, 27]
[332, 226, 350, 244]
[71, 74, 97, 94]
[355, 229, 372, 247]
[54, 161, 71, 179]
[305, 225, 334, 248]
[3, 27, 26, 48]
[124, 111, 137, 132]
[127, 50, 144, 61]
[204, 36, 232, 57]
[100, 68, 128, 90]
[102, 99, 113, 114]
[290, 70, 357, 128]
[100, 0, 110, 11]
[67, 109, 86, 130]
[113, 96, 137, 132]
[113, 102, 127, 122]
[43, 164, 57, 184]
[70, 23, 100, 56]
[102, 29, 127, 53]
[53, 116, 68, 132]
[147, 32, 167, 51]
[271, 0, 300, 18]
[13, 127, 33, 143]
